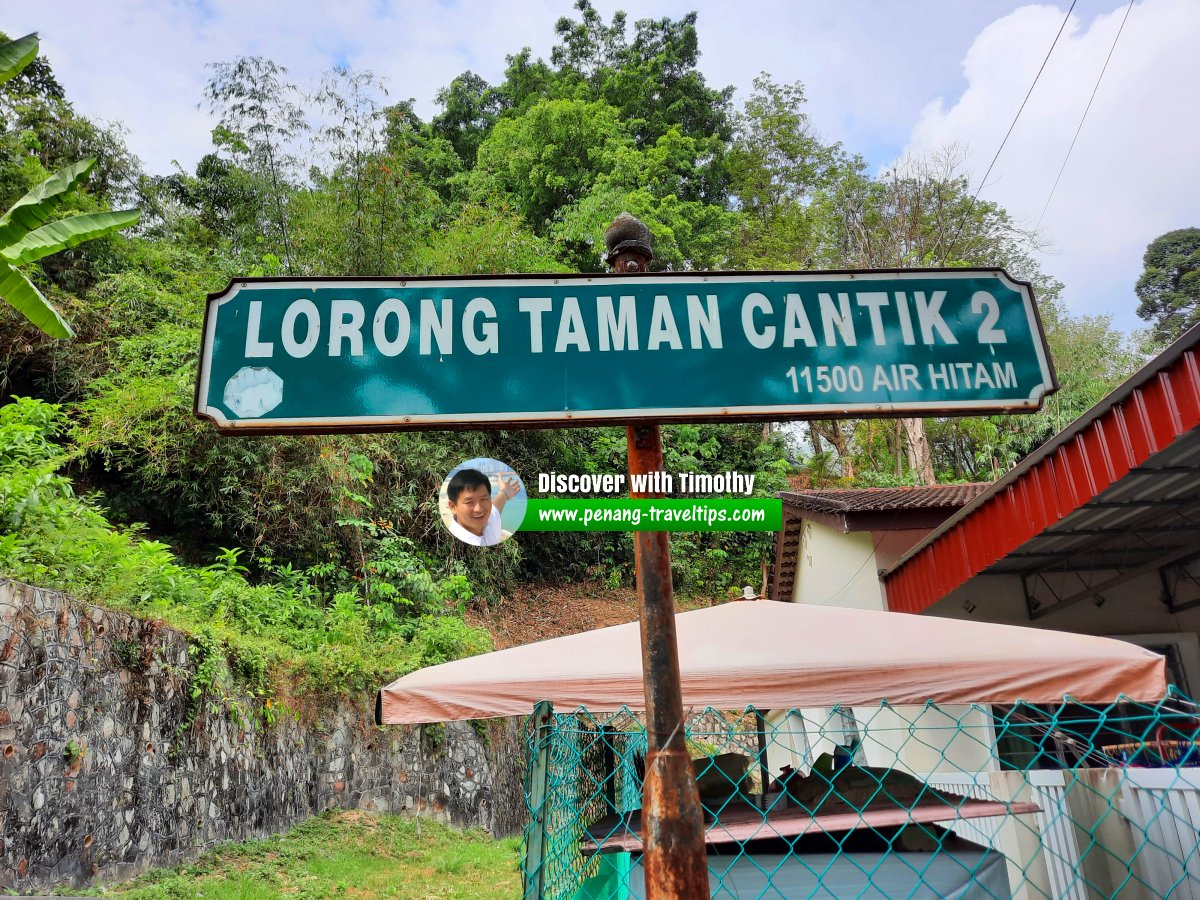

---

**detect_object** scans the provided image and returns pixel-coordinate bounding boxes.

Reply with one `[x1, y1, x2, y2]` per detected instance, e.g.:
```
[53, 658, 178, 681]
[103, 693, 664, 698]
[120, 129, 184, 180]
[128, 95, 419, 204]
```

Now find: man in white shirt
[445, 468, 520, 547]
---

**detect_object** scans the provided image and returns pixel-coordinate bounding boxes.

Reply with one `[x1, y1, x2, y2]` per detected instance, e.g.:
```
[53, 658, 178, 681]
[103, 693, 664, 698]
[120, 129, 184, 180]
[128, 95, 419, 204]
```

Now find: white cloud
[9, 0, 1020, 176]
[900, 0, 1200, 329]
[8, 0, 569, 175]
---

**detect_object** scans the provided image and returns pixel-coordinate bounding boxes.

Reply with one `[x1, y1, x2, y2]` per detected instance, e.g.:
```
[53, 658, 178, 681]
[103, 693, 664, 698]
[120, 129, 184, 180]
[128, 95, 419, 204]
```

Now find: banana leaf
[2, 209, 141, 265]
[0, 33, 38, 85]
[0, 158, 96, 247]
[0, 259, 73, 339]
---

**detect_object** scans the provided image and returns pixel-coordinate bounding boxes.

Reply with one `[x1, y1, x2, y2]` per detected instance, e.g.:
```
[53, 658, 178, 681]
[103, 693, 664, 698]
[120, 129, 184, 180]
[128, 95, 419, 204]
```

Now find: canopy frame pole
[523, 701, 554, 900]
[609, 217, 708, 900]
[754, 708, 772, 811]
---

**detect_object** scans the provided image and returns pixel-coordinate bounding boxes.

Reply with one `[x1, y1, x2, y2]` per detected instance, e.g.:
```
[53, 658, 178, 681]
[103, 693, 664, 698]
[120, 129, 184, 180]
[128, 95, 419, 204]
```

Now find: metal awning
[983, 429, 1200, 619]
[884, 323, 1200, 617]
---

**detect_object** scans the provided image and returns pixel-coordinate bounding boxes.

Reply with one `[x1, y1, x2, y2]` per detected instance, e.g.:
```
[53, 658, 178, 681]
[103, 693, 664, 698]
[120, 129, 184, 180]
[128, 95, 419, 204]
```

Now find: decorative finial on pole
[604, 212, 654, 273]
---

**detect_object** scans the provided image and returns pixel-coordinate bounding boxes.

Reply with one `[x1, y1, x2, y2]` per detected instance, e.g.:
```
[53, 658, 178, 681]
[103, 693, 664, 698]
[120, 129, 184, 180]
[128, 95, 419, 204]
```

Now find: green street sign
[195, 270, 1056, 433]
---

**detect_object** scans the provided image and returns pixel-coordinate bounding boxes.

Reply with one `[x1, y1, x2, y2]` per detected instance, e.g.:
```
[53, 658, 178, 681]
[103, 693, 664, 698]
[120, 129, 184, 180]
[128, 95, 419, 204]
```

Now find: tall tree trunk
[817, 419, 854, 480]
[901, 417, 935, 485]
[894, 420, 903, 478]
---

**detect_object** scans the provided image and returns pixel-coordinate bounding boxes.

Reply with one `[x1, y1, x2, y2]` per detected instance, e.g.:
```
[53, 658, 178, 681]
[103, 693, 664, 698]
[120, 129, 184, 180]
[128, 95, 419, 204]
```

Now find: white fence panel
[924, 772, 1006, 851]
[1121, 768, 1200, 900]
[925, 770, 1086, 900]
[1028, 770, 1087, 900]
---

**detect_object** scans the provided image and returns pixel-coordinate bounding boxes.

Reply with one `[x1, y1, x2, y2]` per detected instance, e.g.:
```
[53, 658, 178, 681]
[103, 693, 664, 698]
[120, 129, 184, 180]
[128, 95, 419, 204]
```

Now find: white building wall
[922, 570, 1200, 692]
[789, 520, 886, 610]
[778, 516, 999, 781]
[762, 704, 998, 779]
[763, 707, 857, 778]
[854, 704, 998, 775]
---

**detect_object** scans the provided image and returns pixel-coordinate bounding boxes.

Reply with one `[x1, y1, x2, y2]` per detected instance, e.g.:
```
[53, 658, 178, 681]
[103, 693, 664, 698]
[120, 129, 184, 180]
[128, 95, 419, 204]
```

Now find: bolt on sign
[195, 270, 1057, 433]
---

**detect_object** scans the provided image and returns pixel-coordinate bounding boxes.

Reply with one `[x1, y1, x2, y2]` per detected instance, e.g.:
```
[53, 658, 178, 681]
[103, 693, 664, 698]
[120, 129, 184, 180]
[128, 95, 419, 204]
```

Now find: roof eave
[882, 321, 1200, 613]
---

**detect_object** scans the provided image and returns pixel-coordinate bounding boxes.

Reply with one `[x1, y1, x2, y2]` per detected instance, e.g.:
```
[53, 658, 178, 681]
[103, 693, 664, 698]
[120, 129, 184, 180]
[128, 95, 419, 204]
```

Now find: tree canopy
[1136, 227, 1200, 344]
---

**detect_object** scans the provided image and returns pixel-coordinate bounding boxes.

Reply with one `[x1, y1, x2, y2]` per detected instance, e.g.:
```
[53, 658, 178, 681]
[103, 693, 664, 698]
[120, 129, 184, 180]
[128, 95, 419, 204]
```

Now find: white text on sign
[242, 290, 1009, 359]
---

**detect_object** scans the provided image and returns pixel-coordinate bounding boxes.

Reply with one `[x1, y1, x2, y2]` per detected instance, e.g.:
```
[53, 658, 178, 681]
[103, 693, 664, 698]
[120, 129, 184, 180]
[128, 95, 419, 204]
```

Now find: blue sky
[7, 0, 1199, 333]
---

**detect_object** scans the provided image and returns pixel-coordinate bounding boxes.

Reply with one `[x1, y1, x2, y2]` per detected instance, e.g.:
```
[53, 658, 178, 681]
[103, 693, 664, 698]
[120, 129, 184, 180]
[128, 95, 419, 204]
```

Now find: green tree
[812, 147, 1059, 484]
[430, 72, 504, 167]
[1135, 227, 1200, 344]
[203, 56, 308, 273]
[478, 2, 733, 203]
[412, 203, 568, 276]
[380, 100, 464, 203]
[551, 125, 740, 270]
[314, 67, 389, 272]
[470, 98, 629, 226]
[298, 69, 443, 276]
[0, 33, 139, 338]
[152, 152, 260, 251]
[727, 75, 851, 270]
[598, 9, 733, 200]
[0, 32, 139, 208]
[496, 47, 558, 113]
[551, 2, 627, 83]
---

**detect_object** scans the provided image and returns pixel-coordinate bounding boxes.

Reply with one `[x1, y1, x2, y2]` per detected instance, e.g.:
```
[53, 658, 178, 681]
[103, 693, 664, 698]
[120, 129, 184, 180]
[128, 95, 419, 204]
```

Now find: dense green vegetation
[0, 4, 1147, 708]
[73, 811, 521, 898]
[0, 396, 490, 698]
[1136, 227, 1200, 344]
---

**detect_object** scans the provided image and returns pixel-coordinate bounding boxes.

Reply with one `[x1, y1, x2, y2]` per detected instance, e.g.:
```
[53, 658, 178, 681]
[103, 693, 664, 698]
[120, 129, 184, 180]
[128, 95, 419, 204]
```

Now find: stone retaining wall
[0, 579, 525, 894]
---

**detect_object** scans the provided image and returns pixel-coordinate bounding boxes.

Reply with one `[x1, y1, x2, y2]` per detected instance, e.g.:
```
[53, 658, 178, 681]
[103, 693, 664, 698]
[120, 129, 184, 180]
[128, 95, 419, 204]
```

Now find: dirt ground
[466, 582, 727, 649]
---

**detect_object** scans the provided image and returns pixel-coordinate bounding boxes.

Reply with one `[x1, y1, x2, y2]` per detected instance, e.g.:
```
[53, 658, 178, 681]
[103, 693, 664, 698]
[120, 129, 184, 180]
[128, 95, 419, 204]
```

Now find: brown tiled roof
[769, 484, 990, 600]
[779, 483, 991, 515]
[767, 513, 805, 602]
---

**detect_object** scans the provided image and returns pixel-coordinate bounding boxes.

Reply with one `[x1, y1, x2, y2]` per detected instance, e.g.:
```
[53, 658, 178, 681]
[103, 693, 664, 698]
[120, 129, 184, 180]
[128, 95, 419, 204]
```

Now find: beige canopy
[378, 600, 1166, 724]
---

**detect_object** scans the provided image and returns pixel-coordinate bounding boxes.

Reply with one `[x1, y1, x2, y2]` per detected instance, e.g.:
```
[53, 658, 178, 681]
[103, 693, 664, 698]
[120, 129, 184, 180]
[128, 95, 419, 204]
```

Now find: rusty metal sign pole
[607, 216, 710, 900]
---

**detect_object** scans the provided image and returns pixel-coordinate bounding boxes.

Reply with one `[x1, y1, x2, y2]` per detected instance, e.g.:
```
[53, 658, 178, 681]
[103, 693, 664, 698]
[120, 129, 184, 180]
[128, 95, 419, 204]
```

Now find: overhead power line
[948, 0, 1078, 254]
[1037, 0, 1136, 228]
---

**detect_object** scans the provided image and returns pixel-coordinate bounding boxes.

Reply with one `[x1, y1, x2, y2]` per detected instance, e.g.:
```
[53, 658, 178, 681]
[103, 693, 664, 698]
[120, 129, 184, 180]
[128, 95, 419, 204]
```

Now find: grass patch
[73, 811, 522, 899]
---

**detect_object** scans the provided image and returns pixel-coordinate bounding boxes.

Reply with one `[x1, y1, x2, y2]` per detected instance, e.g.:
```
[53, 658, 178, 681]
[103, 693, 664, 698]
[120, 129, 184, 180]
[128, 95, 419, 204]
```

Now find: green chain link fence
[522, 691, 1200, 899]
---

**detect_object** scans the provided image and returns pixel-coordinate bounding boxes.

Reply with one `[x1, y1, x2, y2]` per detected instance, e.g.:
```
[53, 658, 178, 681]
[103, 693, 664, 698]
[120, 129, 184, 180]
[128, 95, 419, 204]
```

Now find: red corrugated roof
[780, 484, 991, 515]
[883, 323, 1200, 614]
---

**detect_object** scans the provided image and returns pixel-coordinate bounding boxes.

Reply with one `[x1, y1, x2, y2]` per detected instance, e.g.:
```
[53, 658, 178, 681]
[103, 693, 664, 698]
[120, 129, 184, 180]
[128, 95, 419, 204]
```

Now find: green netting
[521, 689, 1200, 899]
